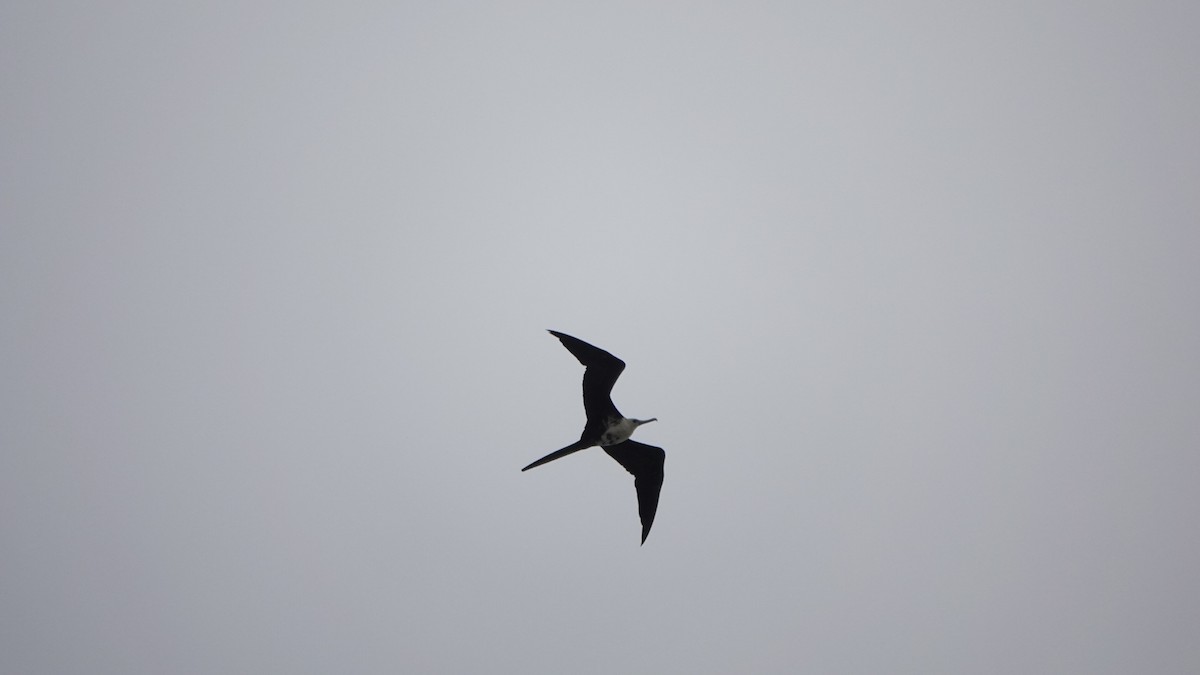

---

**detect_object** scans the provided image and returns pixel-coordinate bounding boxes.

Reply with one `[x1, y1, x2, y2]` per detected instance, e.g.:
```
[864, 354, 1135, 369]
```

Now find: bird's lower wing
[602, 440, 666, 544]
[521, 439, 593, 472]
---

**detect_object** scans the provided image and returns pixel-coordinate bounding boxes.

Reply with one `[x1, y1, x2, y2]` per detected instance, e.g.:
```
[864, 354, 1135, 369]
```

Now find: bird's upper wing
[548, 330, 626, 423]
[602, 440, 666, 545]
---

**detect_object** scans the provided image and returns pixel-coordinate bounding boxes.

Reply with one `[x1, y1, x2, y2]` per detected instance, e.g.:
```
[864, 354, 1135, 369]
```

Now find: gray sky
[3, 2, 1198, 673]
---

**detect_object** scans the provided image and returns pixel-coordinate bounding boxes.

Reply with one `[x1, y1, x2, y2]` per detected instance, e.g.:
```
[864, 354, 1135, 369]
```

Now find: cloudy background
[3, 2, 1198, 673]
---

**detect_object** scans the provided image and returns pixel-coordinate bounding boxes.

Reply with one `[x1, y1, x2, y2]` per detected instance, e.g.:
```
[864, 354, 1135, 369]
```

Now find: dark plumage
[522, 331, 666, 544]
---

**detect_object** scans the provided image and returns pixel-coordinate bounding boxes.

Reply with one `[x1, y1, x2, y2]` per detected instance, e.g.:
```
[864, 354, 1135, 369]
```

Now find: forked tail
[521, 439, 593, 472]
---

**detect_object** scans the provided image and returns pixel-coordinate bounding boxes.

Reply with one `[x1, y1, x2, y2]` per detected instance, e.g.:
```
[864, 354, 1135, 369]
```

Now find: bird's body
[522, 330, 666, 544]
[598, 416, 641, 447]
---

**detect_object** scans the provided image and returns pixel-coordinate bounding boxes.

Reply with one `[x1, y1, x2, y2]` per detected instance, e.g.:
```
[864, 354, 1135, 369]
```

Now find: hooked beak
[635, 418, 658, 427]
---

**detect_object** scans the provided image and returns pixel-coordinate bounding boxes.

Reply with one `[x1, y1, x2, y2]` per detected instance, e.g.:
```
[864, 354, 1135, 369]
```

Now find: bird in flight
[522, 330, 666, 544]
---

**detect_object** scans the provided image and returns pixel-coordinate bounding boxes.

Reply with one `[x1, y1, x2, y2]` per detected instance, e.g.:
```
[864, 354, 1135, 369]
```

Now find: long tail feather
[521, 439, 593, 472]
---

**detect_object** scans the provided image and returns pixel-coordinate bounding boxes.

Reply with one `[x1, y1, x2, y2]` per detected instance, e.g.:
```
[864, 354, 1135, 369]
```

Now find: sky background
[3, 2, 1199, 673]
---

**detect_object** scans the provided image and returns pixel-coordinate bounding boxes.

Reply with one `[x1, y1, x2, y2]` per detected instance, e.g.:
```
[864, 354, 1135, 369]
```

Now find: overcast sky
[3, 2, 1198, 674]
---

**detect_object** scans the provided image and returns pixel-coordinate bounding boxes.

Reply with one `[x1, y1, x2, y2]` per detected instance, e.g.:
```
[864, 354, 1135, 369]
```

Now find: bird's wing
[548, 330, 626, 423]
[521, 439, 593, 472]
[602, 440, 666, 544]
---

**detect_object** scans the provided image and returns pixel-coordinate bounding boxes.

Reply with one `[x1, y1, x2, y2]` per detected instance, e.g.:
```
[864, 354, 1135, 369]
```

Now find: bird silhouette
[522, 330, 665, 544]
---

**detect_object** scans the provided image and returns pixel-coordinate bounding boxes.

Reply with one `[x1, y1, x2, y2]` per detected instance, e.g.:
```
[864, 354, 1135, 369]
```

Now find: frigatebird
[522, 330, 665, 544]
